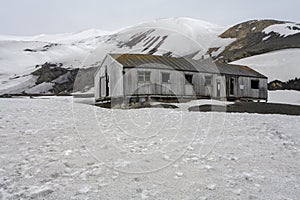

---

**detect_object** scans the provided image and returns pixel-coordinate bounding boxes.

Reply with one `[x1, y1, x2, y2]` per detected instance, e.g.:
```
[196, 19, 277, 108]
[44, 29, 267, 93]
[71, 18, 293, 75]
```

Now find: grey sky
[1, 0, 299, 35]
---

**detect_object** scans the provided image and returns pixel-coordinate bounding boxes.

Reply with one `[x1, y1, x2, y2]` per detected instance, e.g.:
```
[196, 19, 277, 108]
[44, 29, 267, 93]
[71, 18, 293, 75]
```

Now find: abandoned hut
[94, 53, 267, 105]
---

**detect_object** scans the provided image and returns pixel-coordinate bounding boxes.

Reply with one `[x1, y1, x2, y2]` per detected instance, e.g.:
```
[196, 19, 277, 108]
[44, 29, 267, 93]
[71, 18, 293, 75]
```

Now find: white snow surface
[263, 22, 300, 37]
[268, 90, 300, 105]
[0, 29, 110, 43]
[231, 49, 300, 81]
[0, 97, 299, 199]
[130, 17, 232, 53]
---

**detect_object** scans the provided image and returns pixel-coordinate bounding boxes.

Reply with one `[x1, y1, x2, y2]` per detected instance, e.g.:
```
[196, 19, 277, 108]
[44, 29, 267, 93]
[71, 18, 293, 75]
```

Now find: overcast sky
[1, 0, 299, 35]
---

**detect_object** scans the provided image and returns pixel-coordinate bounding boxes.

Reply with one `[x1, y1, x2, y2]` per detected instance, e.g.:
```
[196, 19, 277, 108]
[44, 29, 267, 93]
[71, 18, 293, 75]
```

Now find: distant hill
[268, 78, 300, 91]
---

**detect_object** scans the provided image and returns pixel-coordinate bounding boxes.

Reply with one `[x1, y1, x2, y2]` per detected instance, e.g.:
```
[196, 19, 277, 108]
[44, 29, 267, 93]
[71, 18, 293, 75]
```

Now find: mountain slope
[0, 17, 229, 95]
[210, 19, 300, 62]
[231, 49, 300, 82]
[0, 18, 299, 95]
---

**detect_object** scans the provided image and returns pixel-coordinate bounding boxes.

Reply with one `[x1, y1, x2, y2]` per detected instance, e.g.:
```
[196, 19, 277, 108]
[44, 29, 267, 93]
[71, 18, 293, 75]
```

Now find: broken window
[185, 74, 193, 84]
[162, 73, 170, 83]
[251, 80, 259, 89]
[138, 71, 151, 82]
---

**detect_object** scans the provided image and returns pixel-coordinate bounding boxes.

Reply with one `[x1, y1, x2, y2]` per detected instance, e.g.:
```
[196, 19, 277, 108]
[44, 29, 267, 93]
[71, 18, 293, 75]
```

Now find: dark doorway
[229, 77, 235, 95]
[105, 67, 109, 97]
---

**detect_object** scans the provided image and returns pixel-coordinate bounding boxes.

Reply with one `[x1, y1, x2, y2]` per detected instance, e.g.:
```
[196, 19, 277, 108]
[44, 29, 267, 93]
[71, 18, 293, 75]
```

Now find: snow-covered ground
[231, 49, 300, 82]
[268, 90, 300, 105]
[0, 97, 299, 199]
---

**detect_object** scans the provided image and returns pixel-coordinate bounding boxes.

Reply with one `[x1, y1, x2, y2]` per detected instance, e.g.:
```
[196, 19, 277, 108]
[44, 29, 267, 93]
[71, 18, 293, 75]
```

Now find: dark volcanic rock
[268, 78, 300, 91]
[148, 35, 168, 55]
[118, 29, 155, 49]
[268, 80, 285, 90]
[32, 62, 67, 84]
[30, 62, 97, 94]
[211, 20, 300, 62]
[24, 43, 60, 52]
[24, 48, 36, 52]
[219, 20, 282, 39]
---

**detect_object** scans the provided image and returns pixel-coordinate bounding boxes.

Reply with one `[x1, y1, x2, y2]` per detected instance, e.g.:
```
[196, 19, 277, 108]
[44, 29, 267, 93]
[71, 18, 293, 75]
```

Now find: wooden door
[216, 81, 221, 97]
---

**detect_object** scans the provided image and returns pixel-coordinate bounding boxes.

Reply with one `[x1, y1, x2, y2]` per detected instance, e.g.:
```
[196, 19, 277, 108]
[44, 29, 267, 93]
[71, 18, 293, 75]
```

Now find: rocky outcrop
[212, 20, 300, 62]
[219, 20, 282, 39]
[32, 62, 66, 84]
[268, 78, 300, 91]
[29, 62, 97, 94]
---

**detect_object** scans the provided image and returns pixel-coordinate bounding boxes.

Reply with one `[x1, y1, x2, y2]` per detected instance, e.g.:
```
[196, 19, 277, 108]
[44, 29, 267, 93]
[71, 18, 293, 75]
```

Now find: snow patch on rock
[263, 22, 300, 37]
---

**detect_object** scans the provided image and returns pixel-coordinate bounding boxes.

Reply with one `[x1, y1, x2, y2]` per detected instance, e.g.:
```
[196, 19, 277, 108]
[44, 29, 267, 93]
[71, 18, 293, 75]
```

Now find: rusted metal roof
[109, 53, 266, 78]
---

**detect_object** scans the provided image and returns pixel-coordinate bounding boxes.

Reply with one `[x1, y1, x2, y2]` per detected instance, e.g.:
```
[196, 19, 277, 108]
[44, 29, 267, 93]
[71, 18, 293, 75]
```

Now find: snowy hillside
[0, 18, 299, 95]
[121, 17, 231, 56]
[0, 29, 110, 43]
[231, 49, 300, 81]
[0, 17, 231, 95]
[268, 90, 300, 105]
[213, 20, 300, 63]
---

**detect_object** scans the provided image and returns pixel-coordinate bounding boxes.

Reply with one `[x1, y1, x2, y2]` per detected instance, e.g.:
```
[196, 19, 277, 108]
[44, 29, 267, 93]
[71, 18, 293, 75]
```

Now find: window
[185, 74, 193, 84]
[205, 76, 212, 86]
[251, 80, 259, 89]
[162, 73, 170, 83]
[138, 71, 151, 82]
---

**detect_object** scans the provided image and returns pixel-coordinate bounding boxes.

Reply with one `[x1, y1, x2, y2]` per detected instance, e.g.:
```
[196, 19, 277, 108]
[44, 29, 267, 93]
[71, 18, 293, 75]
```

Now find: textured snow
[131, 17, 230, 53]
[262, 35, 271, 41]
[0, 75, 37, 94]
[231, 49, 300, 81]
[263, 22, 300, 37]
[0, 97, 299, 199]
[25, 82, 54, 94]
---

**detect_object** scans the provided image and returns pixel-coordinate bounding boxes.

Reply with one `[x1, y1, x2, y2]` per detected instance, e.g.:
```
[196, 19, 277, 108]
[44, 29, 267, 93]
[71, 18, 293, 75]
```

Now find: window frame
[138, 71, 151, 82]
[161, 72, 171, 83]
[251, 79, 259, 89]
[185, 74, 193, 85]
[204, 75, 212, 86]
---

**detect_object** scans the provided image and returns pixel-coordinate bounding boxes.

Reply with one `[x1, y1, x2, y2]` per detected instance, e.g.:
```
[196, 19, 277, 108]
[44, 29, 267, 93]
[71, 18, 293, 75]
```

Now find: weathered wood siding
[123, 68, 190, 97]
[122, 68, 227, 99]
[225, 75, 267, 100]
[95, 56, 267, 101]
[237, 77, 268, 99]
[94, 55, 123, 99]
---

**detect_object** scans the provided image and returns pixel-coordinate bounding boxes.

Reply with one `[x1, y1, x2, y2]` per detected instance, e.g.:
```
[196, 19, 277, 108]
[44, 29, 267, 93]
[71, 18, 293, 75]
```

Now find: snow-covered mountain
[0, 17, 299, 95]
[0, 17, 231, 95]
[220, 20, 300, 83]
